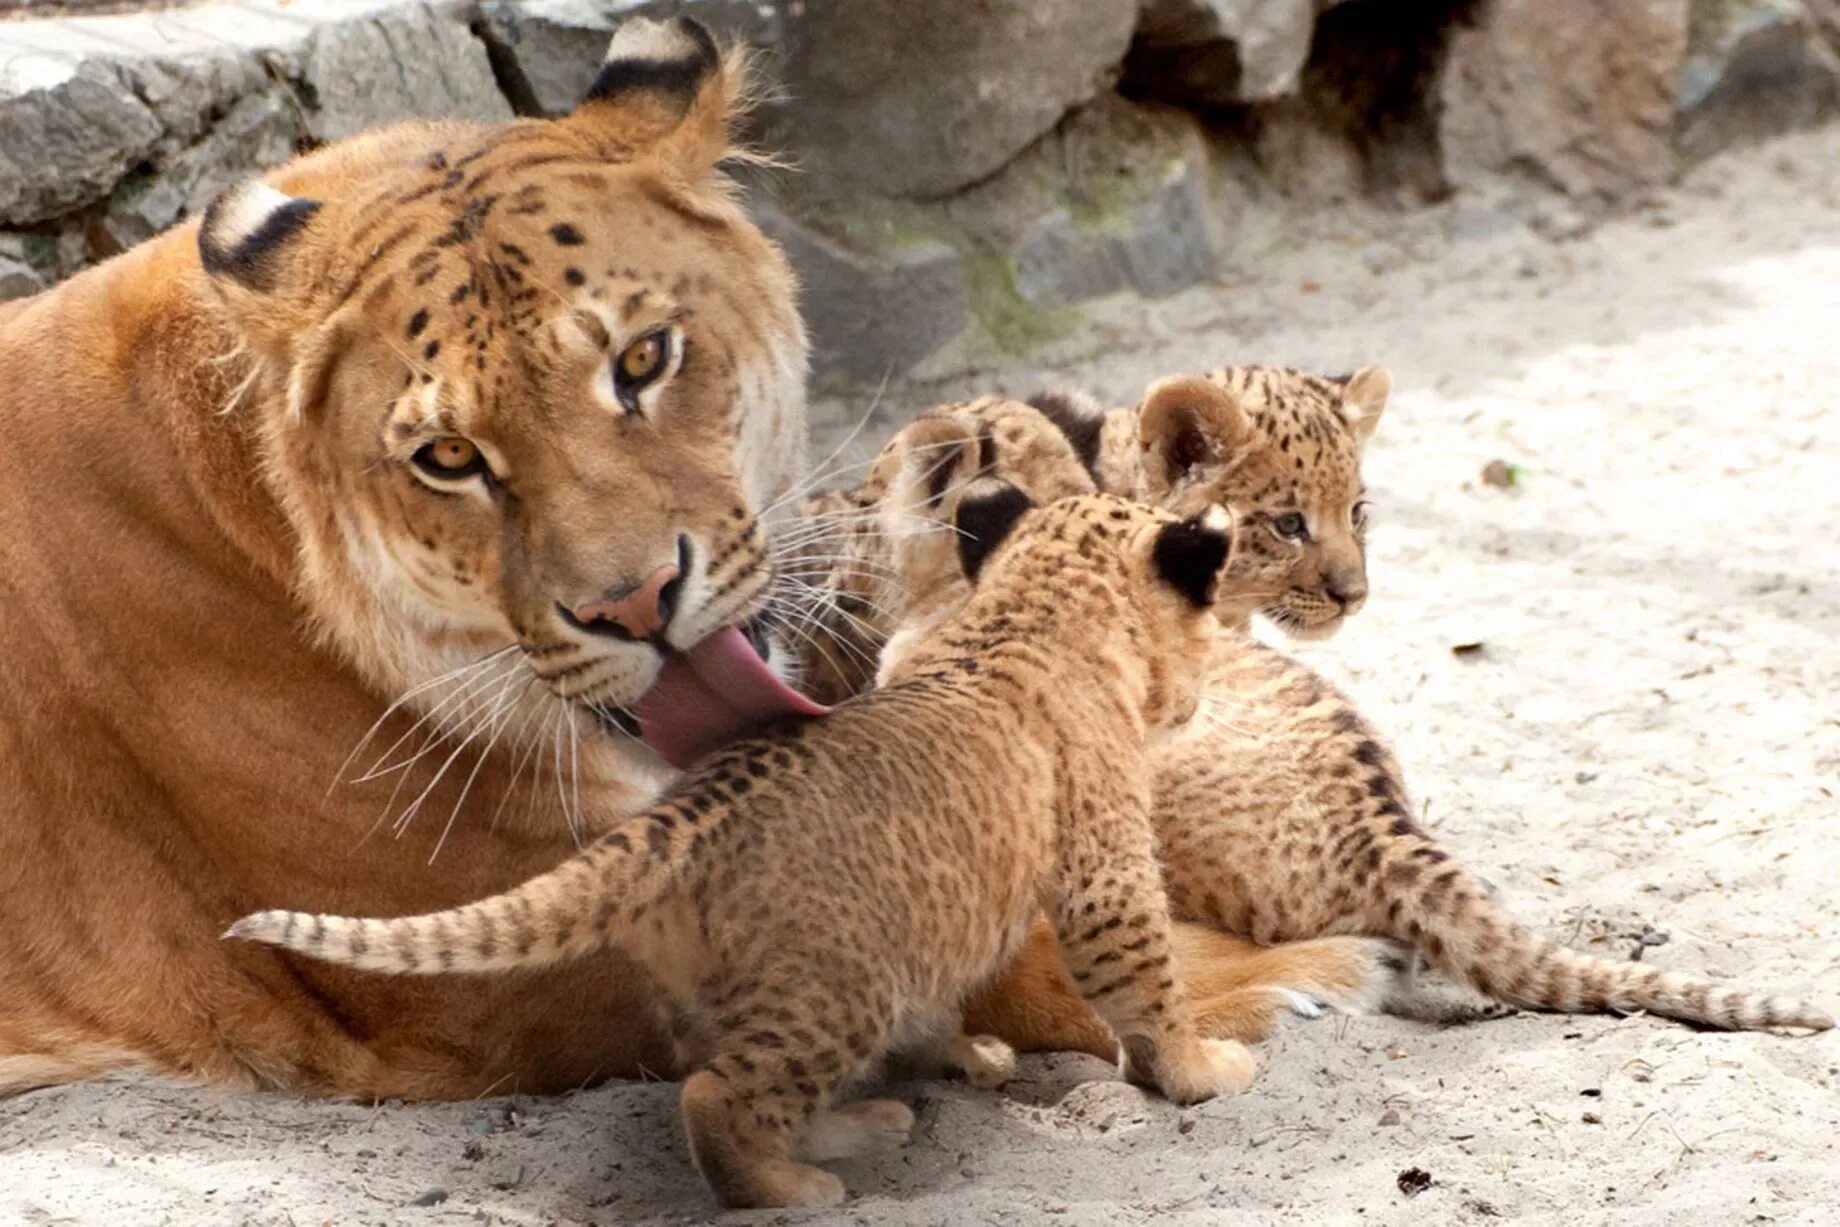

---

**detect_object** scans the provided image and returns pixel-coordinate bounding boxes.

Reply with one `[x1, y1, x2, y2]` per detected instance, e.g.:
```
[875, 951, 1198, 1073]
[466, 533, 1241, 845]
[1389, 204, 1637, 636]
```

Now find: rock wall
[3, 0, 1836, 382]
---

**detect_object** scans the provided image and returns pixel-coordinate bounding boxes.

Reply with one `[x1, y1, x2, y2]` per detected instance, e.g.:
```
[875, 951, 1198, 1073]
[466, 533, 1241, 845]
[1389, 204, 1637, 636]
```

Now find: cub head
[198, 17, 811, 758]
[774, 397, 1095, 702]
[946, 490, 1235, 730]
[1134, 366, 1390, 639]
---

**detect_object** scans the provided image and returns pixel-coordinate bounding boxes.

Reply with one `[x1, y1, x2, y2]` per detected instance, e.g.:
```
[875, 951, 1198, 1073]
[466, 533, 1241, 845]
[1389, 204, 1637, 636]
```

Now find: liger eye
[613, 329, 672, 411]
[1272, 511, 1309, 541]
[1351, 500, 1370, 527]
[411, 436, 490, 483]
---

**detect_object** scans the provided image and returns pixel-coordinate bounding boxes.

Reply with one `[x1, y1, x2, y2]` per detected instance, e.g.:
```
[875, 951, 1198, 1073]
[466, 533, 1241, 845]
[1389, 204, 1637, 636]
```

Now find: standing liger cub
[232, 492, 1257, 1209]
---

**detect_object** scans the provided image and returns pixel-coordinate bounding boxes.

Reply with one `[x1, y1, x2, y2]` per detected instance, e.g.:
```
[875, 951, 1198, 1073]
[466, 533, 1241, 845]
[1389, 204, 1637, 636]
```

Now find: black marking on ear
[1152, 514, 1231, 608]
[586, 16, 719, 109]
[954, 484, 1034, 582]
[1026, 389, 1103, 476]
[198, 185, 321, 292]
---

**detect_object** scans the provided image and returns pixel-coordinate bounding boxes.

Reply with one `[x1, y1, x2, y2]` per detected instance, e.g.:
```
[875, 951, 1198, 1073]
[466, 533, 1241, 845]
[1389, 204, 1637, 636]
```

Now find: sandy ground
[6, 126, 1840, 1226]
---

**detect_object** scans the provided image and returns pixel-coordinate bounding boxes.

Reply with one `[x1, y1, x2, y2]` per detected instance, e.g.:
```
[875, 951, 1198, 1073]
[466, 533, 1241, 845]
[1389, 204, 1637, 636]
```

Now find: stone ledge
[0, 0, 510, 287]
[3, 0, 1837, 384]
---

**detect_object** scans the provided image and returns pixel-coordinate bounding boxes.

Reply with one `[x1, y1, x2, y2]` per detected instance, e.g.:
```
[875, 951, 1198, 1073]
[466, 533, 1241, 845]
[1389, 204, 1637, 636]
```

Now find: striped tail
[1387, 846, 1833, 1032]
[225, 802, 699, 975]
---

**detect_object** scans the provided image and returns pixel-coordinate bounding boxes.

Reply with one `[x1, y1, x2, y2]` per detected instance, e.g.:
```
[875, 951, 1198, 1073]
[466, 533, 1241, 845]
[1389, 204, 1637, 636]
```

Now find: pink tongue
[635, 626, 830, 769]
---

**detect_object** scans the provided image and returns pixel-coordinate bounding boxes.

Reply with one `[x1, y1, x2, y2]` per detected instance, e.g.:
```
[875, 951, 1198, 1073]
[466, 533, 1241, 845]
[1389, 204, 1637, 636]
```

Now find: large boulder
[1438, 0, 1691, 203]
[1674, 0, 1840, 163]
[766, 0, 1137, 200]
[0, 57, 163, 227]
[748, 190, 971, 384]
[291, 5, 512, 144]
[1128, 0, 1325, 108]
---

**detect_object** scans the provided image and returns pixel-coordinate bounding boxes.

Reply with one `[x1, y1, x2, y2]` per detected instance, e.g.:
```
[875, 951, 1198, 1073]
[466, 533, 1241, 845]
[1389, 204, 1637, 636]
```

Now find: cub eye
[1271, 511, 1309, 541]
[412, 436, 490, 484]
[1351, 500, 1370, 527]
[613, 329, 672, 411]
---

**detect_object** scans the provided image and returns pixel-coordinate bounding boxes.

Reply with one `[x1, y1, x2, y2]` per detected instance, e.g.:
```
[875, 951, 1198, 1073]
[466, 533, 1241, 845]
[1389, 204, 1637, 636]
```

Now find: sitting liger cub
[231, 492, 1257, 1209]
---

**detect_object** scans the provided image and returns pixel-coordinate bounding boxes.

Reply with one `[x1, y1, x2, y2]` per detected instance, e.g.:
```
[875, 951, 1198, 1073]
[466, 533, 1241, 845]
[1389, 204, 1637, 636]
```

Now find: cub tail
[226, 800, 700, 975]
[1384, 840, 1833, 1032]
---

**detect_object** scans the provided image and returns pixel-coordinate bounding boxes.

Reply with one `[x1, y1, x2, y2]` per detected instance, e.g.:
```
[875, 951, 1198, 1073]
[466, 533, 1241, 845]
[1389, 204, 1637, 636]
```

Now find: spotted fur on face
[196, 18, 808, 744]
[1025, 366, 1389, 639]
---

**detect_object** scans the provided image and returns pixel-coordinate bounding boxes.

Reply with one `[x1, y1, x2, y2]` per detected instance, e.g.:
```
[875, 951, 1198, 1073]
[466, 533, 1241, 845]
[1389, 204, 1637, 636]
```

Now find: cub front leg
[1051, 812, 1255, 1105]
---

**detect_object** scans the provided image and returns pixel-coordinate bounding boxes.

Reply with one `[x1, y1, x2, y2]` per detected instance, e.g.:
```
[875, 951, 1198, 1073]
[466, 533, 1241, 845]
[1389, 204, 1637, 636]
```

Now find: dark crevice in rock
[1125, 0, 1476, 206]
[472, 18, 546, 118]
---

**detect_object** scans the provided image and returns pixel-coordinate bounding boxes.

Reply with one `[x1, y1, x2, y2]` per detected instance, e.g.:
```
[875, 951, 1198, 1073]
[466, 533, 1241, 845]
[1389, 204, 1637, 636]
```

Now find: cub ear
[953, 481, 1035, 582]
[1137, 375, 1254, 496]
[874, 411, 990, 514]
[198, 180, 322, 298]
[1151, 505, 1233, 609]
[1338, 366, 1391, 446]
[571, 15, 746, 180]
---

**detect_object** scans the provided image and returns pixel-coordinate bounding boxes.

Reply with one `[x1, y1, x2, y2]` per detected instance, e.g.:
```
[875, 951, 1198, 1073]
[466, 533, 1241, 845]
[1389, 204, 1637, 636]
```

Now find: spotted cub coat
[231, 493, 1259, 1208]
[778, 375, 1833, 1034]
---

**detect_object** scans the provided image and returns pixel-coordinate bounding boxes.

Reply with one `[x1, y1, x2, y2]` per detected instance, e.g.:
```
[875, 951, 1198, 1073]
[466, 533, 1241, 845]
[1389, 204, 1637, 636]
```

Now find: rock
[297, 5, 512, 145]
[94, 174, 188, 256]
[767, 0, 1136, 199]
[478, 0, 780, 116]
[750, 93, 1229, 384]
[160, 91, 299, 216]
[94, 89, 295, 256]
[0, 57, 163, 226]
[1674, 0, 1840, 164]
[748, 190, 969, 384]
[0, 254, 45, 302]
[1439, 0, 1691, 204]
[1128, 0, 1331, 107]
[957, 96, 1227, 310]
[408, 1186, 449, 1207]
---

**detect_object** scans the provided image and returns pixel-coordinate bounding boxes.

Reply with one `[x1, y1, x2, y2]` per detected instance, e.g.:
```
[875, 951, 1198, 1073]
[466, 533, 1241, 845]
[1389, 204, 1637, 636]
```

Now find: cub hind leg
[679, 971, 895, 1209]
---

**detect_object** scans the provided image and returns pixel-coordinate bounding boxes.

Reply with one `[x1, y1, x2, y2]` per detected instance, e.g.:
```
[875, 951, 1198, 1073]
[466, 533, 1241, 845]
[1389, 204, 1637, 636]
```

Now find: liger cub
[781, 374, 1834, 1035]
[231, 492, 1259, 1209]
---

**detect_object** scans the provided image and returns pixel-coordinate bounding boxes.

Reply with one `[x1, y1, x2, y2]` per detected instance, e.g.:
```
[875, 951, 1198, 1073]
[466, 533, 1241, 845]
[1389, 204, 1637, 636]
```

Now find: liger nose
[571, 563, 682, 641]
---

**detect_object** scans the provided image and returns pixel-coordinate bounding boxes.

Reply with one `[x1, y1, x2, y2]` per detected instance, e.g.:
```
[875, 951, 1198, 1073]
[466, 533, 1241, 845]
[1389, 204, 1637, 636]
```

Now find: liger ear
[954, 481, 1035, 582]
[199, 179, 345, 417]
[1338, 366, 1391, 446]
[199, 180, 323, 299]
[570, 15, 746, 181]
[1137, 375, 1254, 496]
[1151, 504, 1233, 608]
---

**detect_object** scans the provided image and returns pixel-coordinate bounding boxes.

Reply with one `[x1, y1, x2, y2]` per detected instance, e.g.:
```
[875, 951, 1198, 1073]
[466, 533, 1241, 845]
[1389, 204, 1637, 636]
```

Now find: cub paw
[1155, 1037, 1256, 1105]
[948, 1033, 1018, 1089]
[798, 1099, 914, 1161]
[751, 1161, 846, 1209]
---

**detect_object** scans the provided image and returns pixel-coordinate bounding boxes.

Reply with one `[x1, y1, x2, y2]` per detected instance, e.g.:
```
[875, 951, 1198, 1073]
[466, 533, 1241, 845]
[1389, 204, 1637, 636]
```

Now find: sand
[5, 125, 1839, 1226]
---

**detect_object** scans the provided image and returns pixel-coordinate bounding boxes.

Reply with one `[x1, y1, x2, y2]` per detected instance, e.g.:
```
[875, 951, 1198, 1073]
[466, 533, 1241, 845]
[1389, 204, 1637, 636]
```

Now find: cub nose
[571, 563, 681, 641]
[1324, 577, 1367, 609]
